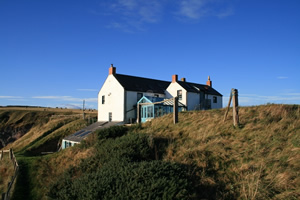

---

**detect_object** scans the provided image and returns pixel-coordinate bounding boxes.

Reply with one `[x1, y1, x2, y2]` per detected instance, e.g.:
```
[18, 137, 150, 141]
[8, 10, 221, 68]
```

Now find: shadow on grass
[11, 158, 33, 200]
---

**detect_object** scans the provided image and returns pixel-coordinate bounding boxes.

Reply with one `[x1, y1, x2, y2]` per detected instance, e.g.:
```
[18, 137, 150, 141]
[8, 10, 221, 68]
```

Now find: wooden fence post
[223, 88, 239, 127]
[232, 89, 239, 126]
[223, 89, 233, 122]
[9, 149, 13, 160]
[137, 104, 141, 124]
[173, 97, 178, 124]
[0, 149, 3, 160]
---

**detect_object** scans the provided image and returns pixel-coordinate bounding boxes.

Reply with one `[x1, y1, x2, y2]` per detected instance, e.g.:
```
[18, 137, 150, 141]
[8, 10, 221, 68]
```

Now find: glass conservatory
[137, 96, 186, 123]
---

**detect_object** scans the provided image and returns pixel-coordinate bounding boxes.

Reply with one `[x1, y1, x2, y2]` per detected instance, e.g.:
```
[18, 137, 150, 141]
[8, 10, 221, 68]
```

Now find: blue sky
[0, 0, 299, 109]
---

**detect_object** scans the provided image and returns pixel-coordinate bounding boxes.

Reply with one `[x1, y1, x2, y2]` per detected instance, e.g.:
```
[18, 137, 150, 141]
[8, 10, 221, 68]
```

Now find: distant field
[0, 106, 97, 114]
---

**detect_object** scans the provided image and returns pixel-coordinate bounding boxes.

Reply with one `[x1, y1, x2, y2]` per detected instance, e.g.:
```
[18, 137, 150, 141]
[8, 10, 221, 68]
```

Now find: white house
[98, 64, 222, 123]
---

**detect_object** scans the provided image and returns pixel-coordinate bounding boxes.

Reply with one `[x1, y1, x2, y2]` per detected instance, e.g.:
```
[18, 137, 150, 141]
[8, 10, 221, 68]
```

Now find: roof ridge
[115, 73, 170, 83]
[178, 80, 206, 86]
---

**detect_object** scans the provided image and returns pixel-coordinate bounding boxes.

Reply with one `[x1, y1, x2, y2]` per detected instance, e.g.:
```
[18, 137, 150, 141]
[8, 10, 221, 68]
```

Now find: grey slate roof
[177, 81, 223, 96]
[114, 74, 170, 94]
[114, 74, 222, 96]
[64, 121, 122, 142]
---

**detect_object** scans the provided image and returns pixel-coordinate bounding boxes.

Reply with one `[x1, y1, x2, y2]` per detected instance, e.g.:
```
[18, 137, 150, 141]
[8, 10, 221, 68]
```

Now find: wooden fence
[0, 149, 19, 200]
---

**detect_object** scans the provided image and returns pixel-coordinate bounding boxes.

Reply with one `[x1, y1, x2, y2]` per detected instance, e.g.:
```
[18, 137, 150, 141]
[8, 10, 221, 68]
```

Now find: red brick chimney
[181, 78, 186, 82]
[109, 64, 116, 75]
[172, 74, 178, 83]
[206, 76, 212, 87]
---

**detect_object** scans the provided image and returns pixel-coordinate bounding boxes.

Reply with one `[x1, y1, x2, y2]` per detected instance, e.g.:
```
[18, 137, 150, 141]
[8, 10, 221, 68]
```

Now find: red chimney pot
[109, 64, 116, 75]
[172, 74, 178, 83]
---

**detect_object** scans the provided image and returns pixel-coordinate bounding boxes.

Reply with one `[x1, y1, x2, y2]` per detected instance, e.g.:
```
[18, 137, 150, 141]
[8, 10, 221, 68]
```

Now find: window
[137, 93, 143, 101]
[147, 106, 153, 118]
[177, 90, 182, 100]
[213, 96, 217, 103]
[109, 112, 112, 122]
[102, 95, 105, 104]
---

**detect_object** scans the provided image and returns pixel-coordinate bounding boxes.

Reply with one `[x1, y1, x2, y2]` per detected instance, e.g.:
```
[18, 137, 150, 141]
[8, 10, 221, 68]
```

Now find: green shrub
[95, 133, 155, 162]
[48, 130, 196, 199]
[96, 125, 129, 140]
[49, 160, 195, 200]
[78, 133, 155, 173]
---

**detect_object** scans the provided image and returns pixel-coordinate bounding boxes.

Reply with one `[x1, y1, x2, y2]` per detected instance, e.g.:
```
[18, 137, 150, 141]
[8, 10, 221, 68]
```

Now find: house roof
[177, 81, 223, 96]
[114, 73, 222, 96]
[137, 96, 164, 104]
[63, 121, 122, 142]
[114, 74, 170, 94]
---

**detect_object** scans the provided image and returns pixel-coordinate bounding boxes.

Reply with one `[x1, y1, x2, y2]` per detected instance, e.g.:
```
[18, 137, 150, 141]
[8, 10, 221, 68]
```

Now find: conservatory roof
[138, 96, 186, 107]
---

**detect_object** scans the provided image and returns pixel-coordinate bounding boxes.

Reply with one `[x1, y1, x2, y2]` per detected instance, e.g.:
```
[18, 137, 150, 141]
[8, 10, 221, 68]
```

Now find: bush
[49, 130, 196, 200]
[96, 125, 129, 140]
[96, 133, 155, 162]
[78, 133, 155, 173]
[49, 160, 195, 200]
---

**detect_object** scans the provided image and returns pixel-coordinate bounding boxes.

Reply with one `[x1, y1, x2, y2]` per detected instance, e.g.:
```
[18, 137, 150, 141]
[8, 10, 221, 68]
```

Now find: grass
[1, 108, 97, 153]
[0, 153, 14, 194]
[1, 104, 300, 199]
[136, 104, 300, 199]
[12, 147, 95, 200]
[0, 107, 97, 199]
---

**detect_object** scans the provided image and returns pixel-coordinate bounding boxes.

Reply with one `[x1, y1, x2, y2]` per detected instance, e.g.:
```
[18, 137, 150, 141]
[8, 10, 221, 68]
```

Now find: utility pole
[82, 100, 85, 120]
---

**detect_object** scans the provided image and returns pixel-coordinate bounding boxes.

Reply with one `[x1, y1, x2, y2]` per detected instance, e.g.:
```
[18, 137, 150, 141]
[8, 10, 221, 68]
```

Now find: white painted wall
[125, 91, 138, 123]
[166, 82, 186, 105]
[167, 82, 222, 110]
[187, 92, 200, 110]
[98, 75, 124, 121]
[62, 139, 80, 149]
[207, 94, 223, 109]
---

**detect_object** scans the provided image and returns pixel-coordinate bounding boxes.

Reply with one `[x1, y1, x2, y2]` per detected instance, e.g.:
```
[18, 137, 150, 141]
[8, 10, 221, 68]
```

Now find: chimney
[172, 74, 178, 83]
[109, 64, 116, 75]
[206, 76, 212, 87]
[181, 78, 186, 82]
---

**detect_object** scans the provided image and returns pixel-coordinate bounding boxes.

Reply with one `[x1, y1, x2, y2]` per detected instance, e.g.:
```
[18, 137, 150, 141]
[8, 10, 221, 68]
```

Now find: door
[109, 112, 112, 122]
[141, 106, 147, 123]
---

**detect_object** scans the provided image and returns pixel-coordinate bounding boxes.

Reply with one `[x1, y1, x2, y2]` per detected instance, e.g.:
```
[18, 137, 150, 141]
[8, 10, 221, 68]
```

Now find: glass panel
[147, 106, 153, 118]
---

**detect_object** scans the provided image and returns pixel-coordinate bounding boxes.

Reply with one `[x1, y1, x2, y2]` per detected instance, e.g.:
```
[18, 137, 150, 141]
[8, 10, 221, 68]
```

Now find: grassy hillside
[0, 107, 96, 151]
[0, 107, 97, 198]
[139, 104, 300, 199]
[0, 154, 14, 194]
[8, 104, 299, 200]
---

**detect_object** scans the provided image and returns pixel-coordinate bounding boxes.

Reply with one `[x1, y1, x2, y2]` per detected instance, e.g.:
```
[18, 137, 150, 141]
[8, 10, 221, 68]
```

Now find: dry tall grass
[28, 146, 95, 199]
[0, 154, 14, 194]
[4, 104, 299, 199]
[139, 104, 300, 199]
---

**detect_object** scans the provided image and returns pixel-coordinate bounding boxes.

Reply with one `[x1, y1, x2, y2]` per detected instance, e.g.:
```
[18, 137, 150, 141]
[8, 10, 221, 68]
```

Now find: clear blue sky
[1, 0, 299, 109]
